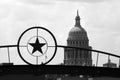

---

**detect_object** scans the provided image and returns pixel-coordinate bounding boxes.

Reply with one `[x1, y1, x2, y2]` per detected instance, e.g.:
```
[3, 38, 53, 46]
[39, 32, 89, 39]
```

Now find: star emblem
[29, 38, 46, 54]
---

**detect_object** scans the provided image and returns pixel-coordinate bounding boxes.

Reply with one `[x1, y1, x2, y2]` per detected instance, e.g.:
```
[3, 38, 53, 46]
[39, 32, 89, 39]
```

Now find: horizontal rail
[0, 44, 120, 58]
[0, 45, 17, 48]
[57, 45, 120, 58]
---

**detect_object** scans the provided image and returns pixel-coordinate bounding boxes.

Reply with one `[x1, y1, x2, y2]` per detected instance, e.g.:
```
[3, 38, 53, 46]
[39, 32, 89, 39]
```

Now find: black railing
[0, 44, 120, 77]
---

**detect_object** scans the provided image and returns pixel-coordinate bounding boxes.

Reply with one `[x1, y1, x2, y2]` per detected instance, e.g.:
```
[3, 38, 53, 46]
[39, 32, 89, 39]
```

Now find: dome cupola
[68, 10, 88, 41]
[75, 10, 81, 27]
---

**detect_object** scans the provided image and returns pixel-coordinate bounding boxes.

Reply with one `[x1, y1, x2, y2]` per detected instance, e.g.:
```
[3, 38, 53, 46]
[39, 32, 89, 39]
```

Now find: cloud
[17, 0, 55, 5]
[12, 0, 110, 6]
[56, 0, 109, 3]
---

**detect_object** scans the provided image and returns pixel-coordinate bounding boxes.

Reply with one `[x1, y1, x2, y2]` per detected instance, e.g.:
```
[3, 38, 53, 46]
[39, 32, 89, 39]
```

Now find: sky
[0, 0, 120, 66]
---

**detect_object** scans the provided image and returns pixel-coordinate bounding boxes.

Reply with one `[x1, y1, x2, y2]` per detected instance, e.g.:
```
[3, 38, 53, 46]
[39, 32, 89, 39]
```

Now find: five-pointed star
[29, 38, 46, 54]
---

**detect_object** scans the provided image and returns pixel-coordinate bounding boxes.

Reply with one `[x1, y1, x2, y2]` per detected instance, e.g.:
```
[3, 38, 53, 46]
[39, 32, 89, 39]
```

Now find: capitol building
[64, 10, 92, 66]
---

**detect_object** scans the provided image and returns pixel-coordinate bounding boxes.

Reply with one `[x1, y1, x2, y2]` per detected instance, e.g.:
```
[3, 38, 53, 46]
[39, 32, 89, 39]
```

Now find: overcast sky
[0, 0, 120, 66]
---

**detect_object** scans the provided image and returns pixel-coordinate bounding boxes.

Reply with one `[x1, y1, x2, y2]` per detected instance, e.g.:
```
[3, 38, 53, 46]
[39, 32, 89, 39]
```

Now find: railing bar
[0, 45, 17, 48]
[57, 45, 120, 58]
[19, 45, 27, 47]
[48, 46, 55, 47]
[96, 52, 99, 67]
[108, 55, 110, 60]
[7, 47, 11, 63]
[36, 56, 38, 65]
[0, 44, 120, 58]
[37, 28, 38, 37]
[119, 58, 120, 68]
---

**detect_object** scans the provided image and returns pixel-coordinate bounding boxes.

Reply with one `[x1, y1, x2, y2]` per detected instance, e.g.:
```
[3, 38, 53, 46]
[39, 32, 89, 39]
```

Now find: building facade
[64, 11, 92, 66]
[103, 59, 117, 68]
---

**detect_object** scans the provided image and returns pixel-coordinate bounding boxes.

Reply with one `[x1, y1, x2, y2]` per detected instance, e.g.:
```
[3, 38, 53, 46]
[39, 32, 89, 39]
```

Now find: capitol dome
[68, 11, 88, 41]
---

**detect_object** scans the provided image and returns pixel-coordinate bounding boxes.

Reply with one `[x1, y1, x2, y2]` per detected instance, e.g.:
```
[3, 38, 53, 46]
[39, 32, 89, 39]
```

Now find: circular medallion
[17, 27, 57, 65]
